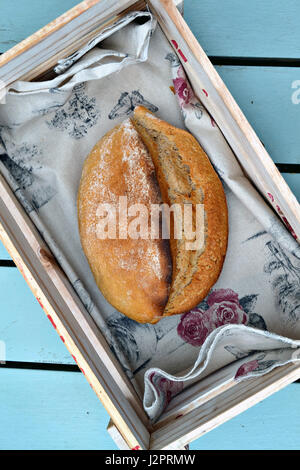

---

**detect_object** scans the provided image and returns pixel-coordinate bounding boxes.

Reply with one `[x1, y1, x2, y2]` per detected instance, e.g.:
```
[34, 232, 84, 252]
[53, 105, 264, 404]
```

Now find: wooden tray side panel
[150, 362, 300, 449]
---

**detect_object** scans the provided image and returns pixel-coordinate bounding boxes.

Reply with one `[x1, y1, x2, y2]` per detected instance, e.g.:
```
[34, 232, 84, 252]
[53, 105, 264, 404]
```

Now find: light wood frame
[0, 0, 299, 450]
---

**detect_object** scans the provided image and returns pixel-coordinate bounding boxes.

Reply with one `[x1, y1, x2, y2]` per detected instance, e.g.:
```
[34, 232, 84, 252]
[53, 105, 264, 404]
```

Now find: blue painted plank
[184, 0, 300, 58]
[190, 382, 300, 450]
[0, 367, 299, 449]
[0, 267, 74, 364]
[1, 1, 300, 58]
[0, 0, 79, 52]
[216, 66, 300, 164]
[0, 241, 11, 260]
[0, 368, 117, 450]
[282, 173, 300, 202]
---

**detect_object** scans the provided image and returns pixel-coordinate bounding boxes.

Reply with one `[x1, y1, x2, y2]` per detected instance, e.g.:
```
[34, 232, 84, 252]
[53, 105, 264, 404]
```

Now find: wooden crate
[0, 0, 299, 450]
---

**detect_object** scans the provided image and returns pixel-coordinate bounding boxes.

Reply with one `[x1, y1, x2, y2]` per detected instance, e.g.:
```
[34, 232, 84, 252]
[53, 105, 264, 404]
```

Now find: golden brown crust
[78, 119, 172, 324]
[132, 106, 228, 316]
[78, 108, 228, 323]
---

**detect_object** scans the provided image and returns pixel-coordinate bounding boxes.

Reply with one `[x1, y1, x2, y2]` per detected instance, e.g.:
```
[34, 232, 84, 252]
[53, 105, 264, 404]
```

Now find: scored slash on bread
[77, 106, 228, 324]
[78, 118, 172, 324]
[132, 106, 228, 318]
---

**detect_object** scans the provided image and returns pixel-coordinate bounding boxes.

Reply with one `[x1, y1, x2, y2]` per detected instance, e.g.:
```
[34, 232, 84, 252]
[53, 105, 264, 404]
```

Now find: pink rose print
[178, 289, 249, 347]
[173, 65, 195, 107]
[177, 310, 211, 346]
[207, 288, 240, 307]
[173, 77, 193, 105]
[235, 359, 259, 379]
[206, 300, 248, 328]
[150, 373, 184, 404]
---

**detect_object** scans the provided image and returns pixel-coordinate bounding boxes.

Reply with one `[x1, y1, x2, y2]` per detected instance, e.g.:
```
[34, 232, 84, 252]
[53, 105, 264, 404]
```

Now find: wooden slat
[0, 368, 117, 450]
[184, 0, 300, 59]
[216, 66, 300, 164]
[0, 267, 74, 364]
[150, 362, 300, 449]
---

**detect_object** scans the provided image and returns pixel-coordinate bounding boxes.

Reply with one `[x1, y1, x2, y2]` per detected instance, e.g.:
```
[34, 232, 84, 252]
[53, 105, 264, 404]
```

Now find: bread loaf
[78, 119, 172, 323]
[78, 107, 228, 323]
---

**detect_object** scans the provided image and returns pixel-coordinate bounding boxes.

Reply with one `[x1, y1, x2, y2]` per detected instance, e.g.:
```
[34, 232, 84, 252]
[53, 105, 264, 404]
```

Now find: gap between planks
[3, 51, 300, 67]
[210, 57, 300, 67]
[0, 360, 80, 372]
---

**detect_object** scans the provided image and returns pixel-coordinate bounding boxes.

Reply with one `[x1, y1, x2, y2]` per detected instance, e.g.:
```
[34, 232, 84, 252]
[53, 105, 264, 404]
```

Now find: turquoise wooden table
[0, 0, 300, 450]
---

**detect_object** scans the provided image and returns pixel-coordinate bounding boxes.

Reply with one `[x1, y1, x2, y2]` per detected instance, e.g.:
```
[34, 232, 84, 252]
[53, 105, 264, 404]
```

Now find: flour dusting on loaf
[78, 118, 172, 324]
[78, 108, 228, 323]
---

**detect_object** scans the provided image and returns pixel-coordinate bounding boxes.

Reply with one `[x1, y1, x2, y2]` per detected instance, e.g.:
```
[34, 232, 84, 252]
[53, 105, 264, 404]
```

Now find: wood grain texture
[0, 368, 117, 450]
[0, 267, 74, 364]
[184, 0, 300, 59]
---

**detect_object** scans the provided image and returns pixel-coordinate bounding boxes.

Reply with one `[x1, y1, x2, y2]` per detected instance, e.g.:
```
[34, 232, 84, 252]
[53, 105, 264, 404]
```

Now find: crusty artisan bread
[78, 119, 172, 323]
[132, 106, 228, 316]
[78, 107, 228, 323]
